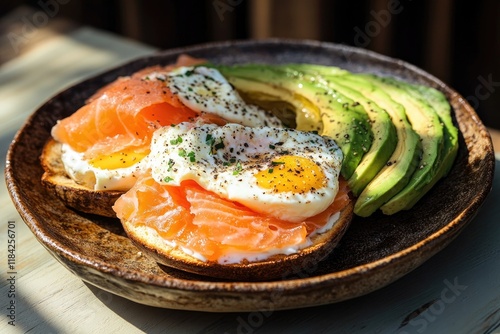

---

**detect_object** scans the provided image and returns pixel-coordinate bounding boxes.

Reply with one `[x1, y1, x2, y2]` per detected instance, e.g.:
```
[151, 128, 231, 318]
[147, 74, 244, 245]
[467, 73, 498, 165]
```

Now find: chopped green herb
[223, 159, 236, 166]
[272, 161, 285, 166]
[170, 136, 183, 145]
[164, 176, 174, 182]
[268, 168, 274, 174]
[214, 141, 225, 150]
[269, 144, 276, 149]
[178, 149, 196, 162]
[167, 159, 175, 171]
[205, 134, 215, 146]
[233, 161, 243, 175]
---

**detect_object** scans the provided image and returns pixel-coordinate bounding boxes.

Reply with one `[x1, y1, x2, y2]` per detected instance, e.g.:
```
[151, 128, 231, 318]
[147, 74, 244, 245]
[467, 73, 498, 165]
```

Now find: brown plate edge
[4, 38, 496, 312]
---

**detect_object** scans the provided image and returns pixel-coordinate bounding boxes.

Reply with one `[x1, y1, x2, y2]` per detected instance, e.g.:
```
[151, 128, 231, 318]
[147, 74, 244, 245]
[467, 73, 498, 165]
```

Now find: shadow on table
[1, 275, 63, 333]
[83, 160, 500, 334]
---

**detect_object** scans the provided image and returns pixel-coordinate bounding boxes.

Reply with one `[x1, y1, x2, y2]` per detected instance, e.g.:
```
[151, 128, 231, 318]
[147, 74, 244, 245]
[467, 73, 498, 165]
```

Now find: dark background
[1, 0, 499, 129]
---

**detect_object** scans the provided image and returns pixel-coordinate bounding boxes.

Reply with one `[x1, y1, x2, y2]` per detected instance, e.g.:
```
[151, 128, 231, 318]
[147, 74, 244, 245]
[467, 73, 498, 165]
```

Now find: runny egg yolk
[255, 155, 326, 194]
[89, 150, 148, 169]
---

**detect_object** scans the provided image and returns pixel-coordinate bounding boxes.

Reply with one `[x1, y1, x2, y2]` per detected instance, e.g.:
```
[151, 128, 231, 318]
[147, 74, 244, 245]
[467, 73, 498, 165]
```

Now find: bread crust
[40, 139, 123, 217]
[122, 199, 354, 281]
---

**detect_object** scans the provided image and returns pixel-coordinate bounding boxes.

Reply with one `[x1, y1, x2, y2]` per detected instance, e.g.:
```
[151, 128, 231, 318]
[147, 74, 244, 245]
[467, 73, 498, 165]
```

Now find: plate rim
[5, 38, 496, 304]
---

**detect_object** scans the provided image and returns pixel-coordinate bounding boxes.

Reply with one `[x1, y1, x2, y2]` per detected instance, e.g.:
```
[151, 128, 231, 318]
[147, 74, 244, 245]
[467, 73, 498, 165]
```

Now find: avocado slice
[388, 81, 459, 210]
[357, 75, 445, 215]
[333, 74, 422, 217]
[324, 78, 398, 196]
[216, 64, 373, 180]
[213, 63, 457, 217]
[224, 76, 323, 132]
[280, 63, 350, 76]
[278, 64, 398, 196]
[410, 84, 459, 177]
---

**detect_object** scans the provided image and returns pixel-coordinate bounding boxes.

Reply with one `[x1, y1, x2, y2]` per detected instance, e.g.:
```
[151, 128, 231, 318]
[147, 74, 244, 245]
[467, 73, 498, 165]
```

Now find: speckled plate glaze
[5, 40, 495, 312]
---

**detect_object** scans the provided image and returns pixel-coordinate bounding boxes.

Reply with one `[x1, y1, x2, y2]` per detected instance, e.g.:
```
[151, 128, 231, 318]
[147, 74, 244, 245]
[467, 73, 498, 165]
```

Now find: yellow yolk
[60, 144, 149, 191]
[89, 150, 148, 169]
[255, 156, 326, 194]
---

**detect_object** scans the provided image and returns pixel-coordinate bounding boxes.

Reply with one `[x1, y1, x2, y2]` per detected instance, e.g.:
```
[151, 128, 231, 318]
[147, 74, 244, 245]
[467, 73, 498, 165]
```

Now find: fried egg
[59, 66, 283, 191]
[146, 66, 283, 128]
[149, 121, 343, 222]
[60, 144, 149, 190]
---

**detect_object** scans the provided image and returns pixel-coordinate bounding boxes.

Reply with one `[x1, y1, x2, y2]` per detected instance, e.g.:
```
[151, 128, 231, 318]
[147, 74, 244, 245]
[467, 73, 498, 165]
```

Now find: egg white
[149, 122, 343, 222]
[145, 66, 284, 128]
[60, 144, 149, 191]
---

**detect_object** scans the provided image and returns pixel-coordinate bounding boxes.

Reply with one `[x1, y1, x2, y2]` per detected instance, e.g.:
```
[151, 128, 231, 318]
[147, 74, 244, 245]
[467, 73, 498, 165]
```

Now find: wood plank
[119, 0, 142, 41]
[250, 0, 272, 39]
[424, 0, 453, 82]
[250, 0, 322, 39]
[368, 0, 394, 55]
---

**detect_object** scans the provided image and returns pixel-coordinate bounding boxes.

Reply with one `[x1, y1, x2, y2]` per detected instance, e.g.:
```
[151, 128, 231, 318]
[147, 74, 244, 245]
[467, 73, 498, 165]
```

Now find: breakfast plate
[5, 39, 495, 312]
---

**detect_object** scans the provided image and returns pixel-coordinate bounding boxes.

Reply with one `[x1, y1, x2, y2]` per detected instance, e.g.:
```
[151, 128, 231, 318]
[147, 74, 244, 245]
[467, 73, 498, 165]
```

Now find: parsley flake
[170, 136, 183, 145]
[167, 159, 175, 171]
[205, 134, 215, 146]
[214, 141, 225, 150]
[233, 161, 243, 175]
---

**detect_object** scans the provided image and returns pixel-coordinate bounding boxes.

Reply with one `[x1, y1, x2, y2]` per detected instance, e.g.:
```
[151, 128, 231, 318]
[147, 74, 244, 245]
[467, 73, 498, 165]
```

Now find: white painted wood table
[1, 27, 499, 334]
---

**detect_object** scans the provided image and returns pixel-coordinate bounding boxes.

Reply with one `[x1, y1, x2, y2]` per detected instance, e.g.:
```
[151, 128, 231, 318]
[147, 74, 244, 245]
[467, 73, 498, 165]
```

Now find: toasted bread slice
[122, 199, 354, 281]
[40, 139, 123, 217]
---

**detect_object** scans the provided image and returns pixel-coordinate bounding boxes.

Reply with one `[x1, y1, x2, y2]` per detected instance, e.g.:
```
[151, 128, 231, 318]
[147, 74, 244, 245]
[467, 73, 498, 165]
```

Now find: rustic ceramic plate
[5, 40, 495, 312]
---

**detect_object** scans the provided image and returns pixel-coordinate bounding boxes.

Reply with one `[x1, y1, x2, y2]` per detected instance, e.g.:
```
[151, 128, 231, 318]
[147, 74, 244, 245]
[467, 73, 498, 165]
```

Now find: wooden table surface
[1, 27, 499, 334]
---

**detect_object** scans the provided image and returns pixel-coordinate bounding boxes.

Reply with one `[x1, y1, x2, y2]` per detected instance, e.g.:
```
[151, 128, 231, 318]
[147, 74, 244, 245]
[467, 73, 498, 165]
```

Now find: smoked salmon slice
[51, 55, 211, 161]
[113, 176, 351, 263]
[51, 77, 198, 159]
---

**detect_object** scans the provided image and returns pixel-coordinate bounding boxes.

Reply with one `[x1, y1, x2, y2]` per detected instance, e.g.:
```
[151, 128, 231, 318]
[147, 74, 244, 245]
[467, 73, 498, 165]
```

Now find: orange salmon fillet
[113, 177, 350, 262]
[51, 54, 210, 160]
[51, 77, 197, 159]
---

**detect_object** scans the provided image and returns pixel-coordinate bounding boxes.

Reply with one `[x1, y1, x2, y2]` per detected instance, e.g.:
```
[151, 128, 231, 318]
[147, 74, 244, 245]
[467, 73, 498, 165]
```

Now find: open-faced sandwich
[40, 55, 458, 280]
